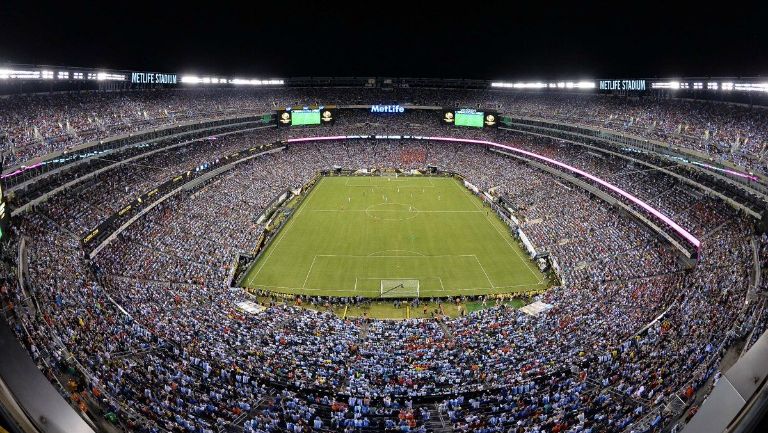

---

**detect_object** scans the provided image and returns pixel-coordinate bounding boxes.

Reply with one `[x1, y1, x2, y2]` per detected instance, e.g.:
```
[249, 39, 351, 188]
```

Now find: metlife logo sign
[370, 105, 406, 113]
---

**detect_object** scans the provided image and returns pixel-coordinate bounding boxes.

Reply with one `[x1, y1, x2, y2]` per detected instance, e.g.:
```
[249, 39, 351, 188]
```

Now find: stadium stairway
[36, 210, 80, 240]
[219, 390, 275, 433]
[358, 320, 369, 340]
[585, 377, 652, 407]
[751, 237, 762, 299]
[741, 298, 767, 358]
[603, 269, 687, 285]
[110, 342, 169, 360]
[427, 403, 454, 433]
[435, 319, 453, 339]
[574, 244, 649, 269]
[701, 221, 729, 241]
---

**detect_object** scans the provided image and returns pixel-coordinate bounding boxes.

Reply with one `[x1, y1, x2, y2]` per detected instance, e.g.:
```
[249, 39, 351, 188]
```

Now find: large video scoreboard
[292, 109, 321, 125]
[278, 107, 336, 127]
[455, 110, 484, 127]
[442, 108, 498, 128]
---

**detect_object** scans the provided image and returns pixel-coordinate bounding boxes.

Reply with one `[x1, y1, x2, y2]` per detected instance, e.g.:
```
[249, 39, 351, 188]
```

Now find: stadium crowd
[0, 109, 766, 433]
[2, 88, 768, 173]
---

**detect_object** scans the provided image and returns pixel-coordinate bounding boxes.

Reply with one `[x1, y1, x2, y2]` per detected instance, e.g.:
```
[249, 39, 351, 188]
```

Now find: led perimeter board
[0, 179, 9, 242]
[442, 108, 498, 128]
[277, 107, 336, 127]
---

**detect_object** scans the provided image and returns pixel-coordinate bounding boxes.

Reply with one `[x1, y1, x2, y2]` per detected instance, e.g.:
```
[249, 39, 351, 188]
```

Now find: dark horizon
[1, 1, 767, 79]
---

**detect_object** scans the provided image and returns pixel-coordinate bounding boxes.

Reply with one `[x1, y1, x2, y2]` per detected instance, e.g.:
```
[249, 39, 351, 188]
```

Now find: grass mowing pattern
[243, 176, 547, 297]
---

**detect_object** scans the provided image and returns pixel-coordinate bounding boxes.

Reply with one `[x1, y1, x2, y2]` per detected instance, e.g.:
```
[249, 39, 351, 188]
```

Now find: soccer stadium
[1, 5, 768, 433]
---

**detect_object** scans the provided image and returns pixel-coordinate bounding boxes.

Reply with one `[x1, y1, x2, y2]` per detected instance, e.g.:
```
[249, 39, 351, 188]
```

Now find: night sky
[0, 1, 766, 79]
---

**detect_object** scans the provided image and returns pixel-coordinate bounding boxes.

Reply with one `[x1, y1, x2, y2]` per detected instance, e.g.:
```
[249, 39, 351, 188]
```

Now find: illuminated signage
[278, 107, 335, 126]
[599, 80, 646, 91]
[371, 105, 405, 113]
[82, 229, 99, 244]
[454, 109, 485, 128]
[131, 72, 177, 84]
[492, 81, 594, 89]
[0, 180, 7, 241]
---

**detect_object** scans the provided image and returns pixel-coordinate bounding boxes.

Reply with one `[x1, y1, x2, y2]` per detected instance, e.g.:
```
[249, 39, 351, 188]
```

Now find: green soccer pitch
[242, 176, 549, 297]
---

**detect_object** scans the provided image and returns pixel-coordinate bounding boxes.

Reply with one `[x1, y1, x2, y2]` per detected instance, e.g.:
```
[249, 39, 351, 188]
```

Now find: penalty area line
[247, 179, 317, 281]
[301, 256, 319, 289]
[472, 255, 495, 289]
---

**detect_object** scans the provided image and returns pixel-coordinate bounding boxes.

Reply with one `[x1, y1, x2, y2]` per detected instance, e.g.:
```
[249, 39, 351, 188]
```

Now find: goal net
[380, 279, 420, 298]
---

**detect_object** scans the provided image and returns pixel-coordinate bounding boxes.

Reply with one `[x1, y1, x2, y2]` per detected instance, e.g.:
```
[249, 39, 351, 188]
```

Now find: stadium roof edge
[2, 62, 768, 86]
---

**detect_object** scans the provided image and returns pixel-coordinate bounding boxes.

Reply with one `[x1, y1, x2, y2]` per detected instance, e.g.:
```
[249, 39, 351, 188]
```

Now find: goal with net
[379, 279, 420, 298]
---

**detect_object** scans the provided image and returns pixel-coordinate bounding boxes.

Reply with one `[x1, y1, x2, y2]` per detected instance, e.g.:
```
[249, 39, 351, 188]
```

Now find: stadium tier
[1, 85, 768, 175]
[0, 80, 767, 433]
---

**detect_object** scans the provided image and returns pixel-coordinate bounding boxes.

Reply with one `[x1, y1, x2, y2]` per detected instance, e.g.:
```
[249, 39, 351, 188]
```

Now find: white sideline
[451, 179, 543, 283]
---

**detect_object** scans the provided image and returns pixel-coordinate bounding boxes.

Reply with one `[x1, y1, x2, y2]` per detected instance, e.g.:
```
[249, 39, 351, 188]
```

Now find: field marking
[355, 276, 420, 279]
[367, 249, 426, 257]
[451, 177, 487, 212]
[484, 215, 544, 284]
[344, 177, 419, 187]
[252, 283, 540, 293]
[311, 209, 482, 213]
[253, 279, 546, 294]
[301, 255, 318, 289]
[365, 203, 420, 221]
[343, 184, 436, 188]
[248, 177, 464, 290]
[315, 254, 475, 258]
[471, 255, 495, 289]
[493, 281, 549, 290]
[451, 179, 543, 284]
[249, 176, 547, 294]
[246, 177, 321, 284]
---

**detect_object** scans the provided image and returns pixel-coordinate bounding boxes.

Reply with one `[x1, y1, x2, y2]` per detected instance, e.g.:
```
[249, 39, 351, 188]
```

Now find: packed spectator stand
[2, 88, 768, 173]
[0, 89, 767, 433]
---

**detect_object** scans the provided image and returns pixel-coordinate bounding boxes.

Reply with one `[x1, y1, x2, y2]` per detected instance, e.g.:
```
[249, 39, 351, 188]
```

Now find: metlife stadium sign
[131, 72, 177, 84]
[598, 79, 646, 91]
[370, 104, 406, 113]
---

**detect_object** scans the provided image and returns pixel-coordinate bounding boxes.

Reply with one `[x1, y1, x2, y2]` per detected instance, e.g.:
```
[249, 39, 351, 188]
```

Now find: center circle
[365, 203, 419, 221]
